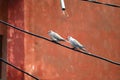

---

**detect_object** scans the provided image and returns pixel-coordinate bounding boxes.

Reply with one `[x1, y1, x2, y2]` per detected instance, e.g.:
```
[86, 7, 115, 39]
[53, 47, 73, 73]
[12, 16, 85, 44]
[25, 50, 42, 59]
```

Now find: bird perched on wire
[67, 36, 88, 52]
[88, 0, 96, 1]
[48, 30, 66, 42]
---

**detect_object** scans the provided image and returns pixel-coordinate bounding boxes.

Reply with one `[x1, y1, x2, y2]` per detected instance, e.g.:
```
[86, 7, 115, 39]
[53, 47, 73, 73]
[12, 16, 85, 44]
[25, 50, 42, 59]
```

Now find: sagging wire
[0, 20, 120, 66]
[0, 58, 39, 80]
[82, 0, 120, 8]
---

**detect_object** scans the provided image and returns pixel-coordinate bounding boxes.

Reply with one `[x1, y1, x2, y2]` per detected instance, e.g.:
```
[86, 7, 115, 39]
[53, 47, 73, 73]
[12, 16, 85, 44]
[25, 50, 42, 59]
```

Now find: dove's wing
[88, 0, 96, 1]
[75, 39, 84, 48]
[52, 32, 65, 41]
[49, 32, 56, 40]
[68, 37, 78, 48]
[68, 37, 88, 52]
[49, 31, 65, 42]
[70, 37, 84, 48]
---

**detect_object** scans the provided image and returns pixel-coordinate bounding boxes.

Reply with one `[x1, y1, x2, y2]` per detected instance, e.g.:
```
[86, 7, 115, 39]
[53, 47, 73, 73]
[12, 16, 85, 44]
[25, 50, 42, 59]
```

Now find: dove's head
[67, 36, 72, 40]
[48, 30, 53, 34]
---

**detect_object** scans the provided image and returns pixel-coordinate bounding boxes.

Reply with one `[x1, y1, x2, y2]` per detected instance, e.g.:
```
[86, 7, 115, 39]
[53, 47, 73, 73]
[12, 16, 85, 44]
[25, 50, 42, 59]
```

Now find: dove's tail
[64, 40, 69, 43]
[59, 39, 66, 42]
[80, 47, 89, 53]
[60, 39, 69, 42]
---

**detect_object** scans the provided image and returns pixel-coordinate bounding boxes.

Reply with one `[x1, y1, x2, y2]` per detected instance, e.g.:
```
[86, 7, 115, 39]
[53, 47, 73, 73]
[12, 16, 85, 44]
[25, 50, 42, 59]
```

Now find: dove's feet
[51, 40, 59, 43]
[72, 47, 77, 50]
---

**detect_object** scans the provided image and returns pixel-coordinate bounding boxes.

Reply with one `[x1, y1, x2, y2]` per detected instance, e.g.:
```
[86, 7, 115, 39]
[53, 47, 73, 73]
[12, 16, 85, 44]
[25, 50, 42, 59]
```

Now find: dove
[88, 0, 96, 1]
[67, 36, 87, 52]
[48, 30, 66, 42]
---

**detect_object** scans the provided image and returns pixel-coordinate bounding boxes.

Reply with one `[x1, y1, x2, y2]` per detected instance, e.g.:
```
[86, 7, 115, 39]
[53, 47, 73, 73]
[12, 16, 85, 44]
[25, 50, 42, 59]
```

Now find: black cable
[0, 58, 39, 80]
[0, 20, 120, 66]
[82, 0, 120, 8]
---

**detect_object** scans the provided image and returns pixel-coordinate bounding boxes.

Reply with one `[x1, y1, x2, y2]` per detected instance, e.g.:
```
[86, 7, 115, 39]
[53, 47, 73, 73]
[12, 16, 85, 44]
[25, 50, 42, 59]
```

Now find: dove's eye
[48, 31, 51, 33]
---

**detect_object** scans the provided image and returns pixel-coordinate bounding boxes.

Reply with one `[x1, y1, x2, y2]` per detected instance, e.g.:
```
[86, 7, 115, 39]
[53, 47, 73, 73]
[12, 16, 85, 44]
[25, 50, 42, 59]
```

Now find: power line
[0, 58, 39, 80]
[0, 20, 120, 66]
[82, 0, 120, 8]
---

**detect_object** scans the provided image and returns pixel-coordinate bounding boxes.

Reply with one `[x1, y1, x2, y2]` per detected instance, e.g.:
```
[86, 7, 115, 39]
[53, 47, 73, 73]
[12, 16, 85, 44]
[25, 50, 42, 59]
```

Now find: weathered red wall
[3, 0, 120, 80]
[7, 0, 24, 80]
[24, 0, 120, 80]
